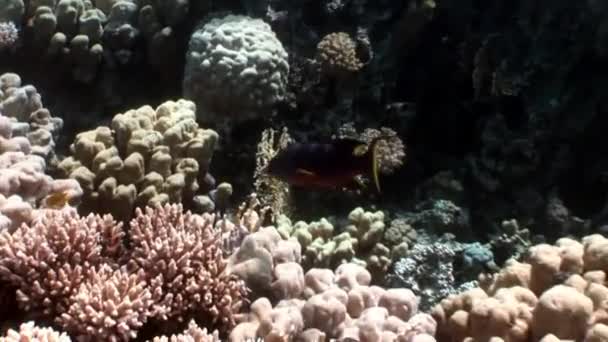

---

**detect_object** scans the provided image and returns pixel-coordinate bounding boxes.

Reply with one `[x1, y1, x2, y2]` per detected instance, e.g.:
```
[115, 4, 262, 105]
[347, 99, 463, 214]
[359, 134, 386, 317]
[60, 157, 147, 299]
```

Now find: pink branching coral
[57, 265, 161, 342]
[2, 321, 70, 341]
[0, 208, 124, 316]
[151, 320, 221, 342]
[127, 204, 249, 330]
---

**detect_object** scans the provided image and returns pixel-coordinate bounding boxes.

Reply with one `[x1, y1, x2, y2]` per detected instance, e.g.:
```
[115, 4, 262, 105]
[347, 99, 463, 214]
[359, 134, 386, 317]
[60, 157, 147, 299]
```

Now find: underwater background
[0, 0, 607, 341]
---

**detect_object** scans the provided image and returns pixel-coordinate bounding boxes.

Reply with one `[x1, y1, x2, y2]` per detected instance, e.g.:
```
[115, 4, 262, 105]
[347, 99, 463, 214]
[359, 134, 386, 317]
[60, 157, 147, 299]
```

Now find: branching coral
[57, 265, 160, 342]
[127, 204, 248, 330]
[0, 203, 250, 340]
[1, 321, 71, 341]
[252, 127, 293, 217]
[0, 207, 124, 316]
[151, 320, 221, 342]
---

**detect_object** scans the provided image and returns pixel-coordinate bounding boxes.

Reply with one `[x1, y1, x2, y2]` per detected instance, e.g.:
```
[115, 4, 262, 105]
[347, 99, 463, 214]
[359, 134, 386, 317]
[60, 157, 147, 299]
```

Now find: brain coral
[183, 14, 289, 125]
[57, 99, 219, 221]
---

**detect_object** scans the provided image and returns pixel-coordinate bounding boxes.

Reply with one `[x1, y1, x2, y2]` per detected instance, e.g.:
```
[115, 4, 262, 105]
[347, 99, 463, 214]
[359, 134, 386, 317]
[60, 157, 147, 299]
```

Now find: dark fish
[265, 137, 385, 192]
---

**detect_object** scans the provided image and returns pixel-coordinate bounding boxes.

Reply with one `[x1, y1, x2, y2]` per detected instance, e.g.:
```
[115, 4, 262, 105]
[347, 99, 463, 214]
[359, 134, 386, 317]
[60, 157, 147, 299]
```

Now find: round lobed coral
[432, 234, 608, 341]
[316, 32, 364, 77]
[127, 203, 249, 330]
[0, 72, 64, 164]
[229, 261, 436, 341]
[183, 14, 289, 125]
[57, 99, 219, 221]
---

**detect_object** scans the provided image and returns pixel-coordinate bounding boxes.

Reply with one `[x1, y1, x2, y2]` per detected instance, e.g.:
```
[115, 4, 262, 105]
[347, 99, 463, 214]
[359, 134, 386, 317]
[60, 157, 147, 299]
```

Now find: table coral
[57, 99, 219, 221]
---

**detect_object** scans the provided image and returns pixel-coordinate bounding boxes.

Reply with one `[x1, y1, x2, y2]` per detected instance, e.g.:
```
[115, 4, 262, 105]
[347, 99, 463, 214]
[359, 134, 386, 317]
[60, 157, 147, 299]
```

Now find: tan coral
[316, 32, 364, 76]
[57, 99, 219, 221]
[432, 234, 608, 342]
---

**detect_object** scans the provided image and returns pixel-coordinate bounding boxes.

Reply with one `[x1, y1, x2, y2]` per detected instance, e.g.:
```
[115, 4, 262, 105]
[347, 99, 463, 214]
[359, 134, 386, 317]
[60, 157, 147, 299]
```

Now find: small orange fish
[42, 190, 71, 209]
[265, 137, 385, 192]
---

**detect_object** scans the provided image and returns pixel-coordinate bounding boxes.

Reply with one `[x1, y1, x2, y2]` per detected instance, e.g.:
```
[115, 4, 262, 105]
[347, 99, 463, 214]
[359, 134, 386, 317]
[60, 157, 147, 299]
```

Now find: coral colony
[0, 0, 607, 341]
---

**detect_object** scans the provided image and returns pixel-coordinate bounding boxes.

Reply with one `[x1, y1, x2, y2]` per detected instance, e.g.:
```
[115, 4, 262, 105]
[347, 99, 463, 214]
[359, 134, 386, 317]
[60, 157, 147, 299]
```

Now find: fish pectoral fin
[295, 168, 316, 176]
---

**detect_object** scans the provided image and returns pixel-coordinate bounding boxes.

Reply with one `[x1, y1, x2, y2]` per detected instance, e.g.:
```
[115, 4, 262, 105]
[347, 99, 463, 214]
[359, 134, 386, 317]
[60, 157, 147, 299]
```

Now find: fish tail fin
[367, 136, 385, 194]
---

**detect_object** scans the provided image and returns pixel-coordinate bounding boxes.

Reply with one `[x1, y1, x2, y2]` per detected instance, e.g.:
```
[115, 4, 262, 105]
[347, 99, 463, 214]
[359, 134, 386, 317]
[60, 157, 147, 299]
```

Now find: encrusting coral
[432, 234, 608, 342]
[57, 99, 219, 221]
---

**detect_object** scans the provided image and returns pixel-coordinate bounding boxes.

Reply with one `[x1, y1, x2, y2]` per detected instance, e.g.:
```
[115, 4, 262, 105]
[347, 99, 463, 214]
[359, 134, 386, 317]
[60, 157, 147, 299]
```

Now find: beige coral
[57, 99, 219, 221]
[433, 234, 608, 342]
[229, 261, 433, 341]
[316, 32, 364, 76]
